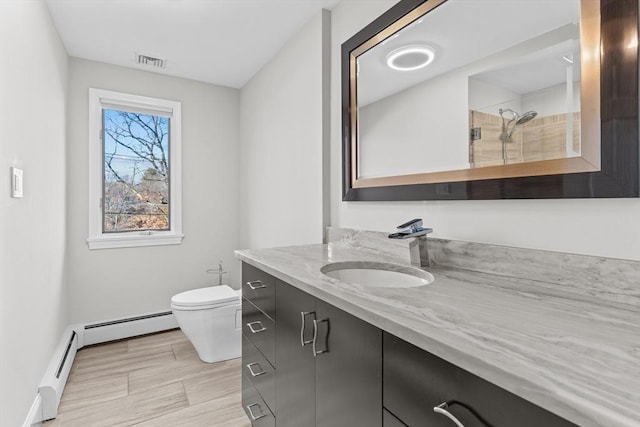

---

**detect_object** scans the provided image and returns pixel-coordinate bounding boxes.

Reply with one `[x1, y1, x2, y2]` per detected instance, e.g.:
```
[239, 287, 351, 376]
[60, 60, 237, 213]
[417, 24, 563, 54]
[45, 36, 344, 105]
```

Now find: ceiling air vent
[135, 53, 166, 69]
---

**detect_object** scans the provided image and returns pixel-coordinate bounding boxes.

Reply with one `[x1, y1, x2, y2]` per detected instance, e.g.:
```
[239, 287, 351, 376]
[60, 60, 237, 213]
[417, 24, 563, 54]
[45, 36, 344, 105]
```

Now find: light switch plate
[11, 167, 23, 198]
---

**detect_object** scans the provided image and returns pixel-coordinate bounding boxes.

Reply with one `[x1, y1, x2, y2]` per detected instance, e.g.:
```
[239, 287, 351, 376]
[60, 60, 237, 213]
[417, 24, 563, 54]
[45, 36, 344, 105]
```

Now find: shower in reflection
[499, 108, 538, 163]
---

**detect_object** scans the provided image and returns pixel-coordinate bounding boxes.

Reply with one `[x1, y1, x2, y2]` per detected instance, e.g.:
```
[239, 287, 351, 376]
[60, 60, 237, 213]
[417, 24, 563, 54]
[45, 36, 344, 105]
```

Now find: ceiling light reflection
[386, 45, 435, 71]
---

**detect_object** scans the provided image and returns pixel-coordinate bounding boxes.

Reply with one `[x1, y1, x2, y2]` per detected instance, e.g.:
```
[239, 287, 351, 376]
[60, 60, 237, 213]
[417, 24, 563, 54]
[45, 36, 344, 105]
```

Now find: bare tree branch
[102, 109, 170, 231]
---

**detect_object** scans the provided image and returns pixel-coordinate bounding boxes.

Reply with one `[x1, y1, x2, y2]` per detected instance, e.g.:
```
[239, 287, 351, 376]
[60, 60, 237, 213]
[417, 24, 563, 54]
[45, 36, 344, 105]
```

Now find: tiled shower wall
[470, 111, 581, 167]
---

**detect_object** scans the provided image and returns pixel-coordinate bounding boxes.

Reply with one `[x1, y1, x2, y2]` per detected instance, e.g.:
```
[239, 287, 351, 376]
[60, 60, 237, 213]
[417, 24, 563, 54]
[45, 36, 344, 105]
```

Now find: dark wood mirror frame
[341, 0, 638, 201]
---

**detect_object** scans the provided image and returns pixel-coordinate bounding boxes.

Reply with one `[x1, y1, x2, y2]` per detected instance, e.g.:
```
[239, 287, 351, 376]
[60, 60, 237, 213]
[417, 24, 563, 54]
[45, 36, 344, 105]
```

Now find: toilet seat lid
[171, 285, 239, 308]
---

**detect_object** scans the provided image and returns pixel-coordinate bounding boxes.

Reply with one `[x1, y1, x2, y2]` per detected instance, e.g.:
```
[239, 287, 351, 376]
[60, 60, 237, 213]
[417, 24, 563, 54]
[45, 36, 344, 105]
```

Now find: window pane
[102, 109, 170, 232]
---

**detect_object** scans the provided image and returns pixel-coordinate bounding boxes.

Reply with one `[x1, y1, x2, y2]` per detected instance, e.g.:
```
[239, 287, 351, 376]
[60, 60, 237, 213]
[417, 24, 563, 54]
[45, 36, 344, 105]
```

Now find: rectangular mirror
[342, 0, 638, 200]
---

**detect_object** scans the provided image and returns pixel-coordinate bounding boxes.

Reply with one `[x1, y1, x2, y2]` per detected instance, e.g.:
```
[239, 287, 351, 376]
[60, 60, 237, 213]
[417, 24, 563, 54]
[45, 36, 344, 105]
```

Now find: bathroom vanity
[235, 230, 640, 427]
[241, 263, 382, 427]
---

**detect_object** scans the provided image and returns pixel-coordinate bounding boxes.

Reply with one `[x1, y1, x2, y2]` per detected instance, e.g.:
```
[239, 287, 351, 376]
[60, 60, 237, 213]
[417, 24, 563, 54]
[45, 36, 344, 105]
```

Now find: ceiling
[45, 0, 340, 89]
[357, 0, 580, 106]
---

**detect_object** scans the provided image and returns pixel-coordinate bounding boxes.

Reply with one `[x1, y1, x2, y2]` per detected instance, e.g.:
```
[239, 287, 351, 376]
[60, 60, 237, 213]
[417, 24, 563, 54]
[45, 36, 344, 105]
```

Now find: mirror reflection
[355, 0, 583, 180]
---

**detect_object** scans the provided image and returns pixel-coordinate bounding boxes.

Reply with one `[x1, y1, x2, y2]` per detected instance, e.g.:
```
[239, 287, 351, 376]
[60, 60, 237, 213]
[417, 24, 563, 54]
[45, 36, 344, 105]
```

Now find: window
[88, 89, 182, 249]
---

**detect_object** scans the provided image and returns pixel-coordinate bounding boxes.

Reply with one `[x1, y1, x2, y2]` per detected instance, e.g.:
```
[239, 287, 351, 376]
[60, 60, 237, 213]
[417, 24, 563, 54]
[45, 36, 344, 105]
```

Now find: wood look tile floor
[43, 329, 251, 427]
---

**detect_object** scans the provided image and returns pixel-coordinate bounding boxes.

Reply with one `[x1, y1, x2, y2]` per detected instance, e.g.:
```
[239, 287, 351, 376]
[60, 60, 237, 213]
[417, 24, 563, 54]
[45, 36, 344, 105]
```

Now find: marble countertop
[235, 243, 640, 427]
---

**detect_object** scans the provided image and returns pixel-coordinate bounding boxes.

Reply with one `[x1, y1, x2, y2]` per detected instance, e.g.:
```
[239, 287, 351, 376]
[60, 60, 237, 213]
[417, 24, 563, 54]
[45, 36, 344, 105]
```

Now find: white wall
[522, 81, 581, 116]
[239, 10, 329, 249]
[469, 77, 522, 114]
[330, 0, 640, 261]
[66, 58, 241, 323]
[0, 1, 69, 425]
[359, 70, 470, 177]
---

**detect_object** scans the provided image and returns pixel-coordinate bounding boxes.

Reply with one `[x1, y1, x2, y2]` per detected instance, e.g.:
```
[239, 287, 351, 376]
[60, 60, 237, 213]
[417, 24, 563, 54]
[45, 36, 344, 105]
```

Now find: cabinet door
[383, 333, 577, 427]
[315, 299, 382, 427]
[275, 280, 317, 427]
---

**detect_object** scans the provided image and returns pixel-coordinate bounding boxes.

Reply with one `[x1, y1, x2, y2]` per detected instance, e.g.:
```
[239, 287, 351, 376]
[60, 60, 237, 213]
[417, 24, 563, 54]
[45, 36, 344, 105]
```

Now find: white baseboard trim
[23, 393, 42, 427]
[32, 311, 177, 424]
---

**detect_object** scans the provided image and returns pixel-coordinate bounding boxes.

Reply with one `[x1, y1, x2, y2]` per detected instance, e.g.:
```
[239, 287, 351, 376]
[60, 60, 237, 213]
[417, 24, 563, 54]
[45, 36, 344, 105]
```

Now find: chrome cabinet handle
[246, 403, 267, 421]
[312, 318, 329, 357]
[434, 402, 465, 427]
[246, 362, 266, 377]
[247, 321, 267, 333]
[247, 280, 266, 290]
[300, 311, 316, 347]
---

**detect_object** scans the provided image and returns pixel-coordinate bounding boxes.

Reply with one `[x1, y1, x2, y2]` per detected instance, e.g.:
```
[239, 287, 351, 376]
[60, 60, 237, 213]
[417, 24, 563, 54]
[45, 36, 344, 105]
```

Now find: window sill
[87, 233, 184, 250]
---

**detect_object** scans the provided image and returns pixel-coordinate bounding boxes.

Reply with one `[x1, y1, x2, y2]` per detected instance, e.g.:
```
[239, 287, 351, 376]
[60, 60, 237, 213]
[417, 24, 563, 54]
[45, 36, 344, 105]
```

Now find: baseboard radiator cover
[82, 311, 177, 346]
[38, 325, 82, 421]
[34, 311, 177, 423]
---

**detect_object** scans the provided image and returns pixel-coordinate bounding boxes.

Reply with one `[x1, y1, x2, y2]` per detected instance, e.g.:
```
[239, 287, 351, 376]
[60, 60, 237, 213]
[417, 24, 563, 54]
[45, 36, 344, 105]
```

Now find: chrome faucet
[388, 219, 433, 267]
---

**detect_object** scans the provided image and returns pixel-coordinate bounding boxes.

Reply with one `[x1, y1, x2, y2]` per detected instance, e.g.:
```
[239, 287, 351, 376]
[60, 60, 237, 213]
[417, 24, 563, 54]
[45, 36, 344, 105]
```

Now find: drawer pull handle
[434, 402, 464, 427]
[434, 400, 493, 427]
[246, 402, 267, 421]
[246, 362, 266, 377]
[247, 280, 266, 290]
[300, 311, 316, 347]
[247, 321, 267, 333]
[312, 318, 329, 357]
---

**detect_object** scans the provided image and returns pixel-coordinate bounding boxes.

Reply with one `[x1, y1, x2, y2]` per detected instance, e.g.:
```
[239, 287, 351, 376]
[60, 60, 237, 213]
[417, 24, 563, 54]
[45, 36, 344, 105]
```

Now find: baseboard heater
[83, 310, 177, 346]
[37, 311, 177, 422]
[38, 326, 81, 421]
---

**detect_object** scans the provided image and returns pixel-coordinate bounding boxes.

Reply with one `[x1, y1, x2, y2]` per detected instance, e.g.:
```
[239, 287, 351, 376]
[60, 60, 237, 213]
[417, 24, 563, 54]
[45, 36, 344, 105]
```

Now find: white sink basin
[321, 261, 433, 288]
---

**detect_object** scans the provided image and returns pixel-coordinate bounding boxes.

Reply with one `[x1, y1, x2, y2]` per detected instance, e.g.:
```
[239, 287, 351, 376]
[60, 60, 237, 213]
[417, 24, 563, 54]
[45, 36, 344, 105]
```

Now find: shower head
[516, 110, 537, 125]
[499, 108, 537, 124]
[500, 109, 539, 143]
[499, 108, 517, 120]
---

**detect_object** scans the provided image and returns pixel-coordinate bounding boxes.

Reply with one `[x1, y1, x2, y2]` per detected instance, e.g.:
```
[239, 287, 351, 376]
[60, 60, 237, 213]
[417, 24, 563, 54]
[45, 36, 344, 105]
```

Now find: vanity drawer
[242, 372, 276, 427]
[243, 297, 275, 366]
[383, 333, 577, 427]
[383, 408, 407, 427]
[243, 334, 275, 413]
[242, 263, 276, 321]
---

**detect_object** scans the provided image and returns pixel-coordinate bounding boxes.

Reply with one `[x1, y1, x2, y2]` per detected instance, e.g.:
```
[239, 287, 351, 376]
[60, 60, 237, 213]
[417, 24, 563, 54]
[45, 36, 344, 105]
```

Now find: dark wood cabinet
[383, 332, 577, 427]
[275, 280, 382, 427]
[314, 298, 382, 427]
[383, 409, 407, 427]
[242, 265, 277, 424]
[242, 334, 275, 413]
[241, 262, 576, 427]
[242, 298, 275, 366]
[242, 372, 275, 427]
[274, 279, 317, 427]
[243, 263, 276, 321]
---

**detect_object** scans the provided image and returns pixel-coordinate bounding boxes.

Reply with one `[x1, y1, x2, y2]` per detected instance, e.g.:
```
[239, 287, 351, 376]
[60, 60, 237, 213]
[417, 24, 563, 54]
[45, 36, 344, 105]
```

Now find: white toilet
[171, 285, 242, 363]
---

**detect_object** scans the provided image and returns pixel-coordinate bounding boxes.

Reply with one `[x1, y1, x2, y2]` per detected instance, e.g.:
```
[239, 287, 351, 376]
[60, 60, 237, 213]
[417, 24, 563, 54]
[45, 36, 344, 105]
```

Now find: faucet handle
[389, 218, 432, 239]
[397, 218, 423, 232]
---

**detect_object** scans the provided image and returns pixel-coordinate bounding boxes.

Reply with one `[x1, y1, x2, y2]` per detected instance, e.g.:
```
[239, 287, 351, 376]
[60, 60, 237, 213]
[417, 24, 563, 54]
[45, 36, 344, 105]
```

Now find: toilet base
[189, 328, 241, 363]
[172, 302, 242, 364]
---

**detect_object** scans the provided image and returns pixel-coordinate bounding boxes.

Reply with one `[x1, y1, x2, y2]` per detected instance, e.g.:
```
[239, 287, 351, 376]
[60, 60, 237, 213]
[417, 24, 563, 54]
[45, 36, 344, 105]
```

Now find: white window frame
[87, 88, 183, 249]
